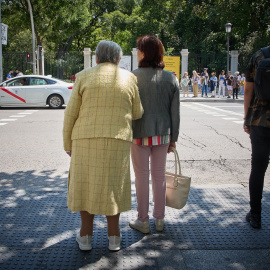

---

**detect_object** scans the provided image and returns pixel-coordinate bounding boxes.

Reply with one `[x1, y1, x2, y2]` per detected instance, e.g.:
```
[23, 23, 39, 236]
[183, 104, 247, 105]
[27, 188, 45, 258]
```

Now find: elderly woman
[129, 35, 180, 233]
[191, 70, 199, 97]
[63, 40, 143, 251]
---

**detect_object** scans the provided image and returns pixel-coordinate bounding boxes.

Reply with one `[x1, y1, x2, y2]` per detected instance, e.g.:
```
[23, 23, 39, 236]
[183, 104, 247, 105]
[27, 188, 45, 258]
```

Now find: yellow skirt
[68, 138, 131, 216]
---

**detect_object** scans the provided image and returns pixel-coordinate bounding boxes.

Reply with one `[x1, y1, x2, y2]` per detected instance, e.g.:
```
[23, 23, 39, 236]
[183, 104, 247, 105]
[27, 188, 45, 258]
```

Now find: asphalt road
[0, 102, 269, 190]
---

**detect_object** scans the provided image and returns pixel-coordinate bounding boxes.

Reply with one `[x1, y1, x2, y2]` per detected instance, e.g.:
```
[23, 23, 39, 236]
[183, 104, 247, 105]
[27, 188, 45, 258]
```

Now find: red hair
[137, 35, 165, 69]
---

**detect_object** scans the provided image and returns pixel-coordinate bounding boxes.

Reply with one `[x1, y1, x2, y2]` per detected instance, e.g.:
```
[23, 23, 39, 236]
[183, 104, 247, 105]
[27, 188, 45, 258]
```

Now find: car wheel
[48, 95, 63, 109]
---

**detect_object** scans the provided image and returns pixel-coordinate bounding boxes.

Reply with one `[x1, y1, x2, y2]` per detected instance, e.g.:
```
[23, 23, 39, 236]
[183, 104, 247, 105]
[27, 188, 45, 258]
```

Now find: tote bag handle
[170, 147, 182, 176]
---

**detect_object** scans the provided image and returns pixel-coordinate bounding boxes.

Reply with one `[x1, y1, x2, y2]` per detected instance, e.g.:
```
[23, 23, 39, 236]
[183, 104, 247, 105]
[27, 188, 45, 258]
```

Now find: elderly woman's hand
[66, 151, 72, 157]
[168, 141, 176, 153]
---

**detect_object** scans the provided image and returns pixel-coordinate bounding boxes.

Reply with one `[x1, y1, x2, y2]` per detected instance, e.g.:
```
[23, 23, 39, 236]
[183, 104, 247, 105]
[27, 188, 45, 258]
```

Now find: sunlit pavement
[0, 181, 269, 269]
[180, 92, 244, 103]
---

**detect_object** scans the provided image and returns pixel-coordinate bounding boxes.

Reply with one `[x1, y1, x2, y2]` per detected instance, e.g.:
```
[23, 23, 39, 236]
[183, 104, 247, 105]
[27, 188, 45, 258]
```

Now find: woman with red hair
[130, 35, 180, 233]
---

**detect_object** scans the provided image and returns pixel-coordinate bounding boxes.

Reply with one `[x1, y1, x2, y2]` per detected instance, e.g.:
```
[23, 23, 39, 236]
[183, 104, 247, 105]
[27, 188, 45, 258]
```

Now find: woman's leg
[106, 213, 120, 236]
[151, 143, 169, 219]
[131, 144, 151, 221]
[80, 211, 94, 236]
[193, 84, 198, 97]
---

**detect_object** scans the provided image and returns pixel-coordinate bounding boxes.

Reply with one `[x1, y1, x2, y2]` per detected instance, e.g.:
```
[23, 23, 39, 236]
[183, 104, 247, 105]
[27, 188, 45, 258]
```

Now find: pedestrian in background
[172, 71, 180, 87]
[181, 72, 190, 97]
[63, 40, 144, 251]
[13, 68, 19, 77]
[201, 68, 209, 97]
[218, 70, 226, 98]
[244, 45, 270, 229]
[210, 72, 217, 98]
[129, 35, 180, 234]
[240, 73, 245, 94]
[191, 70, 199, 97]
[232, 71, 240, 99]
[198, 74, 202, 93]
[6, 69, 13, 80]
[226, 71, 233, 98]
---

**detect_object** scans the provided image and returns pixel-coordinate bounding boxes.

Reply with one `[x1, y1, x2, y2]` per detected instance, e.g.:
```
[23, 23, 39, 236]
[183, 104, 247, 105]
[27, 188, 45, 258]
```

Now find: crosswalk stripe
[0, 119, 17, 121]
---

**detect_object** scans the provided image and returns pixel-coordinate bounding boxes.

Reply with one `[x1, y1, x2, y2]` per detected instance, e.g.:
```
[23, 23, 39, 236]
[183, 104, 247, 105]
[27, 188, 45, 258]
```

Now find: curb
[180, 97, 244, 103]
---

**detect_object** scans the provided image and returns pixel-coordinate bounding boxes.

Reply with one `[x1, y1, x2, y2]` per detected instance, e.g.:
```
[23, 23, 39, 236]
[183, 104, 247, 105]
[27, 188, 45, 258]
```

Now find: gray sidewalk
[0, 182, 269, 269]
[179, 91, 244, 103]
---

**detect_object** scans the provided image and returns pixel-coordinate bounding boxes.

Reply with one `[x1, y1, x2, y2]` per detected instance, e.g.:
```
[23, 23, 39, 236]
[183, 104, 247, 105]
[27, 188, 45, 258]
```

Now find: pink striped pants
[131, 143, 169, 221]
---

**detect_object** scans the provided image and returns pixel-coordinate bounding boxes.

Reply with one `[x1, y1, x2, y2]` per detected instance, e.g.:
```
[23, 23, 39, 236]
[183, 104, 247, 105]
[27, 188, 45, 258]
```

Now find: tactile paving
[0, 185, 269, 269]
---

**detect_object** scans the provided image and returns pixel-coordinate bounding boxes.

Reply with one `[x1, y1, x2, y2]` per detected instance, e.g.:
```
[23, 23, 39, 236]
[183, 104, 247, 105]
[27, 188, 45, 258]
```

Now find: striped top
[133, 135, 170, 146]
[133, 129, 171, 146]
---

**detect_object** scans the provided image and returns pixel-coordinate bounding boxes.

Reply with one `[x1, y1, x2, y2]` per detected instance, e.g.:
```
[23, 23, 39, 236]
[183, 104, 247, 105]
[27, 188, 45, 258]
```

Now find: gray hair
[95, 40, 122, 64]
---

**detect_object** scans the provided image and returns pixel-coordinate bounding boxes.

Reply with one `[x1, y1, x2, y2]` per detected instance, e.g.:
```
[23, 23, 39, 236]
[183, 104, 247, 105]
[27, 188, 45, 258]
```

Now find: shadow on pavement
[0, 170, 269, 269]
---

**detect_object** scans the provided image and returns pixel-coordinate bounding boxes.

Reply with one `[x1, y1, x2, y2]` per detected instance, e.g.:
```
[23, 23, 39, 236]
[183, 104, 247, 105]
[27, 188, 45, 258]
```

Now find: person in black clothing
[244, 46, 270, 229]
[13, 68, 19, 77]
[226, 71, 233, 98]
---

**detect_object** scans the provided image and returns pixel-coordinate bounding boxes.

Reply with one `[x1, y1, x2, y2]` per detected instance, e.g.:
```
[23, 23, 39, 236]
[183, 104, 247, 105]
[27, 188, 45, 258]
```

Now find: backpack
[254, 46, 270, 100]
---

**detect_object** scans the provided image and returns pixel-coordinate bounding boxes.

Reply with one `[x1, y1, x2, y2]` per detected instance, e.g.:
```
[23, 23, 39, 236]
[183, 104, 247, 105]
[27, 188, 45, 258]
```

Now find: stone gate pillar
[84, 48, 91, 69]
[180, 49, 189, 78]
[132, 48, 138, 71]
[230, 50, 239, 74]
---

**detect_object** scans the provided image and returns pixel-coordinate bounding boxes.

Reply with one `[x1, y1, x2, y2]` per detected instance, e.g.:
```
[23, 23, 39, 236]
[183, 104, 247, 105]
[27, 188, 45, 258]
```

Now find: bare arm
[243, 81, 254, 134]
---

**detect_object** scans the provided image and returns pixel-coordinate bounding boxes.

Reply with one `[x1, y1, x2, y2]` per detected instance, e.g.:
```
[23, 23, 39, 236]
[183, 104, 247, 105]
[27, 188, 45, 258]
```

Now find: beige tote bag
[165, 147, 191, 209]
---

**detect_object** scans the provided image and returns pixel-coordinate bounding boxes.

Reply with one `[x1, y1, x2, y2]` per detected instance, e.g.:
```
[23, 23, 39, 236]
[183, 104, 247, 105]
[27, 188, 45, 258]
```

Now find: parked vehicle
[0, 75, 73, 108]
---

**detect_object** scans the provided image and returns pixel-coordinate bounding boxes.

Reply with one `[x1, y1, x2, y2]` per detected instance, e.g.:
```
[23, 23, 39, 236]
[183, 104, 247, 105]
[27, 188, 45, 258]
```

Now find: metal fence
[2, 51, 84, 82]
[2, 52, 32, 79]
[188, 52, 227, 75]
[44, 51, 84, 80]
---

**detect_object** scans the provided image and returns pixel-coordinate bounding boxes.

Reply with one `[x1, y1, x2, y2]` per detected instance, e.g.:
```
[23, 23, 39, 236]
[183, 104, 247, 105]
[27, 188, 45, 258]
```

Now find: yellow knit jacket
[63, 63, 144, 151]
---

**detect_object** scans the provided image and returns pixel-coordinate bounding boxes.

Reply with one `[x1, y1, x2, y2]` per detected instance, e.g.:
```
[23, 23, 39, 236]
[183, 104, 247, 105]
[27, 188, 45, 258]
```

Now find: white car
[0, 75, 73, 108]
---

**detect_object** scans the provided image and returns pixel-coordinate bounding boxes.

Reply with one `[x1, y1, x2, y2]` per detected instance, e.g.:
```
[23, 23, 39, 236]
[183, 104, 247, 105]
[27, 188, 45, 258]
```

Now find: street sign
[1, 23, 8, 45]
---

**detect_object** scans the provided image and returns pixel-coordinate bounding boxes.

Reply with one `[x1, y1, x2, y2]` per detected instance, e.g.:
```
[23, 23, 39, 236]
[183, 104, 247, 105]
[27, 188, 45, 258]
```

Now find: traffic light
[26, 52, 31, 63]
[37, 45, 42, 59]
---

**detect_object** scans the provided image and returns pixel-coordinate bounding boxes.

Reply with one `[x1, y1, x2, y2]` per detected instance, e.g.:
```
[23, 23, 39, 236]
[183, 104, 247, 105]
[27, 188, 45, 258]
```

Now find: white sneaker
[108, 235, 121, 251]
[129, 219, 150, 234]
[155, 219, 164, 231]
[76, 232, 92, 251]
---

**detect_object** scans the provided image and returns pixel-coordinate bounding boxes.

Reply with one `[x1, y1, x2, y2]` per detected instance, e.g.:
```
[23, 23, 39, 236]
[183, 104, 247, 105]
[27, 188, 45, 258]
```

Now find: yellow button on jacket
[63, 63, 144, 151]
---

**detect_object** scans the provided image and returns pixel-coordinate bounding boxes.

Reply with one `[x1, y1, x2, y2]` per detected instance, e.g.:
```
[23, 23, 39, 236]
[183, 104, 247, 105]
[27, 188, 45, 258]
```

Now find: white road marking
[1, 110, 39, 127]
[214, 105, 243, 107]
[195, 103, 244, 117]
[0, 119, 17, 121]
[182, 103, 244, 125]
[222, 118, 239, 120]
